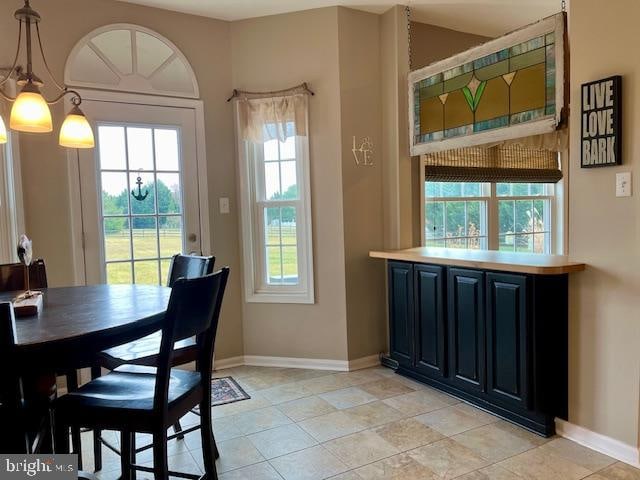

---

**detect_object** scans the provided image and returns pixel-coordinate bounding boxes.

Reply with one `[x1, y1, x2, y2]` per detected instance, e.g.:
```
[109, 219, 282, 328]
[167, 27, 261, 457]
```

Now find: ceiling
[115, 0, 560, 37]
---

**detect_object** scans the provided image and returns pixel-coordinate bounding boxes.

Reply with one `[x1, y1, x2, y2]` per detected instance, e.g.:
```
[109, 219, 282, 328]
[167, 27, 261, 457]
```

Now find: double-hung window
[236, 95, 314, 303]
[425, 181, 558, 254]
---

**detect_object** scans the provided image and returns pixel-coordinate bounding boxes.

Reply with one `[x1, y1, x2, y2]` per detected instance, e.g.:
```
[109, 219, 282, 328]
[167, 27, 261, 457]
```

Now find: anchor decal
[131, 175, 149, 202]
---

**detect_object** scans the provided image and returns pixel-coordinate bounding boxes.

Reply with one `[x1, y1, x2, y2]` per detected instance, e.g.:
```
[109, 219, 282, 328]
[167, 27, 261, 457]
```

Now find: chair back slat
[166, 254, 215, 287]
[153, 268, 229, 410]
[0, 260, 48, 292]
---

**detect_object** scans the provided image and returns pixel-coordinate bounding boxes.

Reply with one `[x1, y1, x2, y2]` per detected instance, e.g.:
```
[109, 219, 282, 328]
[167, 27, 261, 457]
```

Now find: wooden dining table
[1, 284, 171, 370]
[0, 284, 171, 453]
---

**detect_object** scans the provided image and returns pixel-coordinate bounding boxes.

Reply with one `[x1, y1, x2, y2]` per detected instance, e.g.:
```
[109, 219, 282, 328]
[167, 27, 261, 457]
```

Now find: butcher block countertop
[369, 247, 586, 275]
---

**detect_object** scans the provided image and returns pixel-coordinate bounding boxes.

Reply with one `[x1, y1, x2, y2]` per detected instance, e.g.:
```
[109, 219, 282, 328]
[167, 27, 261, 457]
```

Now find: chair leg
[173, 420, 185, 440]
[71, 425, 82, 470]
[65, 370, 83, 470]
[213, 437, 219, 460]
[152, 428, 169, 480]
[90, 366, 102, 472]
[92, 429, 102, 472]
[53, 414, 69, 454]
[199, 399, 218, 480]
[120, 431, 134, 480]
[131, 434, 137, 480]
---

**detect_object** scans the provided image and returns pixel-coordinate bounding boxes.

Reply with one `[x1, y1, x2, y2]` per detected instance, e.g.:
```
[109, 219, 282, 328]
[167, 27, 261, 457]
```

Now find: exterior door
[78, 100, 202, 285]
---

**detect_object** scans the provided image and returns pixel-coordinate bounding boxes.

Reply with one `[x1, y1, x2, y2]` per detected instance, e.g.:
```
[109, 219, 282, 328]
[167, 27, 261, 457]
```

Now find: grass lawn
[105, 229, 181, 285]
[105, 226, 299, 284]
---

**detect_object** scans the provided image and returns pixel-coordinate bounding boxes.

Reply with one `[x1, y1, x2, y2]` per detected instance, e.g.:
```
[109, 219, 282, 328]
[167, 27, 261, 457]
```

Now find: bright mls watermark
[0, 455, 76, 479]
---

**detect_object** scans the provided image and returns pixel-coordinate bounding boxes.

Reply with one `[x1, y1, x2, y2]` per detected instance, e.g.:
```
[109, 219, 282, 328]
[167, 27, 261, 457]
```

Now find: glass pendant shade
[10, 85, 53, 133]
[59, 105, 95, 149]
[0, 115, 7, 144]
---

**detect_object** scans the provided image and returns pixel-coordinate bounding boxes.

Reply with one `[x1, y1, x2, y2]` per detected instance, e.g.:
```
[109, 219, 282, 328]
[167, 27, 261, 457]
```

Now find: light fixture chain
[406, 4, 412, 71]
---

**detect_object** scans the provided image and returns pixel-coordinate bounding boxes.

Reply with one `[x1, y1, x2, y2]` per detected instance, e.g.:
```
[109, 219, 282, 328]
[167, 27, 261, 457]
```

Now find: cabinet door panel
[414, 265, 446, 378]
[388, 262, 413, 367]
[448, 268, 485, 393]
[486, 273, 529, 408]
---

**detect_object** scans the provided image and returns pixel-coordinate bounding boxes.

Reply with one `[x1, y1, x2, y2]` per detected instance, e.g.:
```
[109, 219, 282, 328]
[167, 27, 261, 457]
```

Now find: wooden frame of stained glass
[409, 13, 566, 156]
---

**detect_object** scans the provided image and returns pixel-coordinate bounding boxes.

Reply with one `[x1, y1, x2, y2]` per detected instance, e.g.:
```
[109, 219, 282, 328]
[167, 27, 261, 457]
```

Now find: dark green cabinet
[414, 265, 446, 379]
[386, 260, 569, 436]
[447, 268, 485, 394]
[486, 273, 529, 409]
[388, 262, 413, 367]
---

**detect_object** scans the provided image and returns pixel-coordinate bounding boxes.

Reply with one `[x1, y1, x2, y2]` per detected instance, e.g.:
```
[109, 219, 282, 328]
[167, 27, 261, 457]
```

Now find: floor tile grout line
[92, 366, 625, 479]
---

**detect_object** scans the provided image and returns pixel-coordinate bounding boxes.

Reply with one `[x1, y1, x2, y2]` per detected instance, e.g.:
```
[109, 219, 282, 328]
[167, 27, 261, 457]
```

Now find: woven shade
[423, 144, 562, 183]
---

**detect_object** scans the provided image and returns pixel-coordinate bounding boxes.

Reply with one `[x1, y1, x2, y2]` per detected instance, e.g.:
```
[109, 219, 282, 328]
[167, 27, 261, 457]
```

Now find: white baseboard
[244, 355, 350, 371]
[348, 354, 382, 371]
[556, 419, 640, 468]
[213, 354, 381, 372]
[213, 355, 245, 370]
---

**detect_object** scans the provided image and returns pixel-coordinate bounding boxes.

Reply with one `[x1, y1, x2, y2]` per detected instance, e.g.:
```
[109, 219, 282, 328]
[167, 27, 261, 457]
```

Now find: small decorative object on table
[13, 234, 43, 317]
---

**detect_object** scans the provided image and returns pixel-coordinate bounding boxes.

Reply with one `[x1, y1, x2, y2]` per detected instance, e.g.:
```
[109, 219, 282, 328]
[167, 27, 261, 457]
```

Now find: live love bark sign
[581, 76, 622, 167]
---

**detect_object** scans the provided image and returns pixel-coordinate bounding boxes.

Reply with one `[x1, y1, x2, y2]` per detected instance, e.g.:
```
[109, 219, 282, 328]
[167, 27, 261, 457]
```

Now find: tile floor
[82, 365, 640, 480]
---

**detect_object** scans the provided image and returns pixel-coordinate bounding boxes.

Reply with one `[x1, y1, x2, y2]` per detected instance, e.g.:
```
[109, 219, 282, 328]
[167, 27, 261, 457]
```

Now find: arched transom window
[65, 24, 199, 98]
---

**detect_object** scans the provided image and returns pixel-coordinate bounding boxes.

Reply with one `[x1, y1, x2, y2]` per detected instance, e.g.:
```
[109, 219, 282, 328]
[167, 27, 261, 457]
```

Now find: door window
[97, 124, 184, 285]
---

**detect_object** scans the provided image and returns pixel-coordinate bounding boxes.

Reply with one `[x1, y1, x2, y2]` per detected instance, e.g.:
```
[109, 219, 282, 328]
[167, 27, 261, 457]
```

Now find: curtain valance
[234, 84, 310, 143]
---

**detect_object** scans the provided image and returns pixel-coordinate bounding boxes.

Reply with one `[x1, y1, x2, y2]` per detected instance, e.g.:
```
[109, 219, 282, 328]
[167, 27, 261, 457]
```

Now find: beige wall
[568, 0, 640, 448]
[230, 8, 350, 361]
[0, 0, 244, 360]
[380, 6, 411, 250]
[410, 21, 487, 70]
[380, 16, 489, 250]
[337, 7, 386, 360]
[407, 22, 488, 246]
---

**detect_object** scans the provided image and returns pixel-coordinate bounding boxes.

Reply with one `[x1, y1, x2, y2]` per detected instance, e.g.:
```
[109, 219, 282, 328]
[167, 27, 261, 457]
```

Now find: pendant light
[0, 1, 94, 148]
[59, 104, 94, 148]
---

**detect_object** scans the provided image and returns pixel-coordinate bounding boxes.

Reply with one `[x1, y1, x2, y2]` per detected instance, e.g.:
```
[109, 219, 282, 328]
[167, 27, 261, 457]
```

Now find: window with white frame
[425, 181, 556, 254]
[236, 97, 314, 304]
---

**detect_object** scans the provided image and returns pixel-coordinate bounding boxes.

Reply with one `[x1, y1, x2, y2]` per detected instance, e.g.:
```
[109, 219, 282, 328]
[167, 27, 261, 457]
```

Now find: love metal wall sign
[581, 75, 622, 167]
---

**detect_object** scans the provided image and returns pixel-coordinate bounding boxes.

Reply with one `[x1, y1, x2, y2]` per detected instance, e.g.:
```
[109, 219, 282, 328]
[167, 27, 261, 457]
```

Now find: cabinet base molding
[397, 367, 556, 437]
[213, 354, 381, 372]
[556, 419, 640, 468]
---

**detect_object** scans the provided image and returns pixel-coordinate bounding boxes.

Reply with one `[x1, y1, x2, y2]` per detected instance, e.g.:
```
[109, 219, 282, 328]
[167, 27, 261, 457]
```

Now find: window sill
[245, 290, 315, 305]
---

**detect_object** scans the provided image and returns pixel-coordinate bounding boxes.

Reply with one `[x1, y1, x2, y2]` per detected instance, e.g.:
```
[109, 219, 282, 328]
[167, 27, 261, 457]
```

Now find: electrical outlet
[616, 172, 632, 197]
[219, 197, 230, 214]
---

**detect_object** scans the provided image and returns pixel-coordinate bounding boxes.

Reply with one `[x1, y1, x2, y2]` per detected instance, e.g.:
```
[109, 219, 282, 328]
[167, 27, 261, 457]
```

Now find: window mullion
[488, 183, 499, 251]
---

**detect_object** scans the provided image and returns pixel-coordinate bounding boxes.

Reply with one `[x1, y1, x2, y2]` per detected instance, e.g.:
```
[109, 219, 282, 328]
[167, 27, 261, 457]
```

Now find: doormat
[211, 376, 251, 406]
[192, 376, 251, 414]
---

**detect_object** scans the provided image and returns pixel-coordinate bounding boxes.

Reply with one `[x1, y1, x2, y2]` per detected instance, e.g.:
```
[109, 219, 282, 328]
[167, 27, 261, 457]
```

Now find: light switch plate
[219, 197, 230, 214]
[616, 172, 632, 197]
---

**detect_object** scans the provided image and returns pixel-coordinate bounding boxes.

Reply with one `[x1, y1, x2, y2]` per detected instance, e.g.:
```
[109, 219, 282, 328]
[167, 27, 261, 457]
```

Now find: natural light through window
[237, 111, 314, 304]
[425, 181, 554, 254]
[262, 133, 299, 285]
[98, 124, 183, 285]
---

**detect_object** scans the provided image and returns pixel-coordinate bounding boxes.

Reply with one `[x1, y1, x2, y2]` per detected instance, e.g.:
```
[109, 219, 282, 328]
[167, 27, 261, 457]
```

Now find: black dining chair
[0, 260, 78, 458]
[53, 268, 229, 480]
[0, 302, 54, 454]
[96, 254, 215, 369]
[90, 254, 215, 470]
[0, 259, 48, 291]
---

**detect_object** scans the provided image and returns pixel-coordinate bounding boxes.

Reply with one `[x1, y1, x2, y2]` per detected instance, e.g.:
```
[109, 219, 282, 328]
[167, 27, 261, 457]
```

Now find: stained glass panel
[411, 15, 563, 153]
